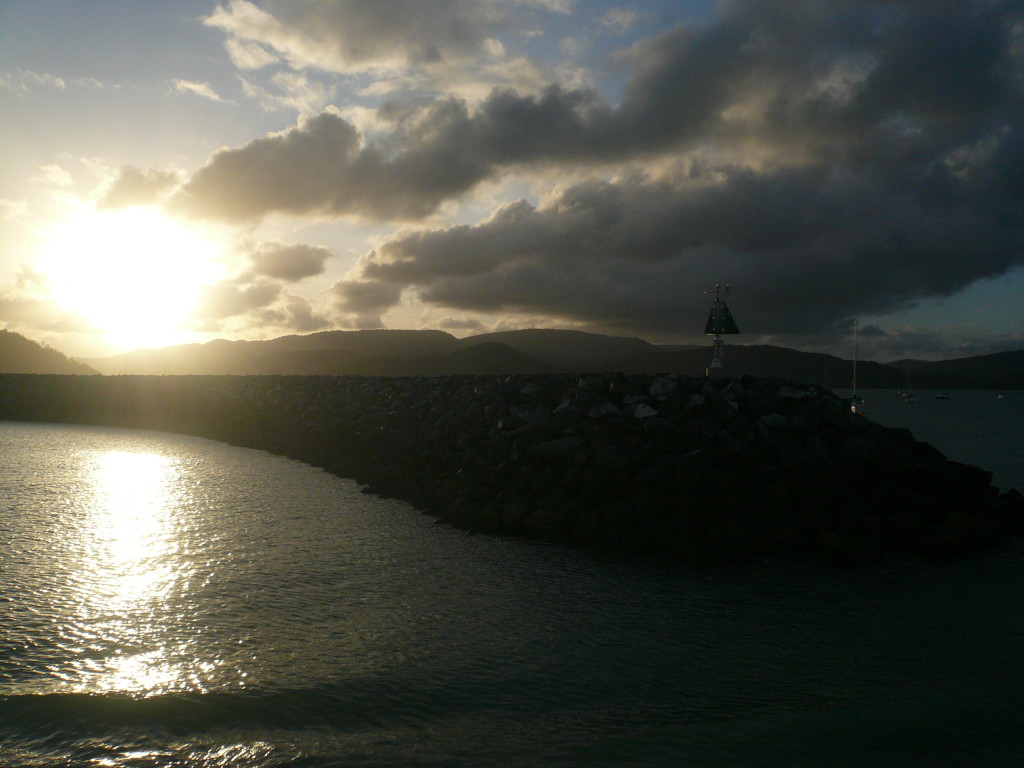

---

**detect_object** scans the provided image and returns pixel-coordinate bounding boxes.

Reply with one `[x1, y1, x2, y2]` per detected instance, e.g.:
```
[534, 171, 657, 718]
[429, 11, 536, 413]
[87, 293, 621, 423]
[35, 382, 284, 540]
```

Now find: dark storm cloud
[173, 0, 1024, 339]
[340, 159, 1023, 337]
[246, 240, 332, 281]
[98, 167, 181, 210]
[176, 0, 1024, 224]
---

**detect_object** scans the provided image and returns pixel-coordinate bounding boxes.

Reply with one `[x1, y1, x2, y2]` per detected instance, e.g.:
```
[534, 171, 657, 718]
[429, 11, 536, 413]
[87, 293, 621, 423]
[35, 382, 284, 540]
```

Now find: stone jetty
[2, 372, 1021, 565]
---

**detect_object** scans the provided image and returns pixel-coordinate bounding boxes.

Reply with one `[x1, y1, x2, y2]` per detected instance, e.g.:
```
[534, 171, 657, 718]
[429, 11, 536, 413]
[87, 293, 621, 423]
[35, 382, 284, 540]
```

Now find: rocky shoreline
[2, 372, 1021, 565]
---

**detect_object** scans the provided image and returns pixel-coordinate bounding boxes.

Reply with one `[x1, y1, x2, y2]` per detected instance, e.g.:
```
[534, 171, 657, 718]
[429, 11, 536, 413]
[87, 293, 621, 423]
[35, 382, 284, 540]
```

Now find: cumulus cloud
[331, 278, 402, 328]
[31, 164, 73, 187]
[205, 0, 565, 100]
[170, 111, 362, 219]
[187, 236, 334, 334]
[244, 240, 332, 281]
[257, 292, 330, 332]
[0, 266, 92, 333]
[240, 70, 334, 113]
[179, 1, 1024, 220]
[173, 79, 229, 102]
[205, 0, 502, 74]
[0, 198, 28, 221]
[337, 155, 1024, 339]
[178, 0, 1024, 344]
[194, 278, 281, 321]
[191, 277, 331, 334]
[224, 36, 280, 69]
[98, 167, 182, 210]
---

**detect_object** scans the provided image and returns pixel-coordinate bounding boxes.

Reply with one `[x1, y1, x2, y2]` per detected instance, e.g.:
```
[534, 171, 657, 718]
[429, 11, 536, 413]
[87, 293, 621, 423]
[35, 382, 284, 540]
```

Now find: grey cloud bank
[111, 0, 1024, 352]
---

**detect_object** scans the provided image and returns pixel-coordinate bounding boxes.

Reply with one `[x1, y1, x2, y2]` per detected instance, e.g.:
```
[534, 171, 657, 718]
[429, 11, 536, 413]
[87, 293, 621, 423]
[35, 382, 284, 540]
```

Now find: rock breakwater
[2, 372, 1021, 564]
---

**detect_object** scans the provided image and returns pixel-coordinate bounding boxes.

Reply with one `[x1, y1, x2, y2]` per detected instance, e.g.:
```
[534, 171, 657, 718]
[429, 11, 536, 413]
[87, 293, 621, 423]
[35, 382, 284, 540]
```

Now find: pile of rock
[2, 371, 1021, 564]
[315, 372, 1022, 565]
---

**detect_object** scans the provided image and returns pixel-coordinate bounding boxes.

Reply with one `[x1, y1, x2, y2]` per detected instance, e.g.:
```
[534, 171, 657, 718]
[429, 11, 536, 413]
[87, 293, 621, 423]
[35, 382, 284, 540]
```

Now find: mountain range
[66, 328, 1023, 389]
[2, 328, 1020, 389]
[0, 330, 97, 374]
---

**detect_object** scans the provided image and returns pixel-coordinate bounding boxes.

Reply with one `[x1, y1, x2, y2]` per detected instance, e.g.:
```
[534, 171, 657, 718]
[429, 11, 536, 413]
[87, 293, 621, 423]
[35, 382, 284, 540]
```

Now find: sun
[39, 206, 224, 351]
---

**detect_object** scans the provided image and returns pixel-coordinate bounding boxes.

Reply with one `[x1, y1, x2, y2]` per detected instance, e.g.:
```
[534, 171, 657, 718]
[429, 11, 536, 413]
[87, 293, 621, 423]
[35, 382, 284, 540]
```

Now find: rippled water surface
[2, 418, 1024, 767]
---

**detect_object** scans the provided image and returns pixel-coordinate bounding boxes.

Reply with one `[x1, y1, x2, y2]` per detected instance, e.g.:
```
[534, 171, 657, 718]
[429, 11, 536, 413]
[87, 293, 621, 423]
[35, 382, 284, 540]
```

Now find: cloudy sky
[2, 0, 1023, 361]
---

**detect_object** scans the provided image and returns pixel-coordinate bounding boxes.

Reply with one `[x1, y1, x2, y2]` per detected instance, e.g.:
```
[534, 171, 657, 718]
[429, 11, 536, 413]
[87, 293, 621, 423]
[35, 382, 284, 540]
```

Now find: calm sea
[2, 392, 1023, 767]
[837, 389, 1024, 493]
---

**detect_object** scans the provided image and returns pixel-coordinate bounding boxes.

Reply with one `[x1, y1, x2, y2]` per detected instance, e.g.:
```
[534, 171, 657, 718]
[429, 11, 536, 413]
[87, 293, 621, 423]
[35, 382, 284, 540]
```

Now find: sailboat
[899, 364, 914, 402]
[849, 319, 865, 414]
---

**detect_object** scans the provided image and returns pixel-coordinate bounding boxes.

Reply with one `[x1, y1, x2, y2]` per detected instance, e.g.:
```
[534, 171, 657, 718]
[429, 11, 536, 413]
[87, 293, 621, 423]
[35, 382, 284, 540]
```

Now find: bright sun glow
[40, 206, 224, 350]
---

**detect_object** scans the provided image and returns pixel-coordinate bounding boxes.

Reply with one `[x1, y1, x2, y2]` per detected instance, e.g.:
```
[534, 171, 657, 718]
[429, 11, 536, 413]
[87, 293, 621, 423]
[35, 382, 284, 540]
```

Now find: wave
[0, 666, 549, 741]
[0, 683, 400, 738]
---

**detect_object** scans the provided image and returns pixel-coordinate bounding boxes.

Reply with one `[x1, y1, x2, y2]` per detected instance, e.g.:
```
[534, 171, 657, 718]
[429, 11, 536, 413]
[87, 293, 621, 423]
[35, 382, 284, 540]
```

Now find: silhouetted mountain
[259, 329, 458, 357]
[0, 331, 96, 374]
[84, 330, 461, 375]
[455, 329, 656, 370]
[606, 345, 961, 389]
[80, 328, 1024, 388]
[893, 351, 1024, 390]
[399, 342, 551, 376]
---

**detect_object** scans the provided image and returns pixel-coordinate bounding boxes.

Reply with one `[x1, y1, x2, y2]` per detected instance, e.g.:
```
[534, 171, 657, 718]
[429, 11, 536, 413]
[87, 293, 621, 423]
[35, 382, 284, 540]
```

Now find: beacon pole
[704, 283, 740, 379]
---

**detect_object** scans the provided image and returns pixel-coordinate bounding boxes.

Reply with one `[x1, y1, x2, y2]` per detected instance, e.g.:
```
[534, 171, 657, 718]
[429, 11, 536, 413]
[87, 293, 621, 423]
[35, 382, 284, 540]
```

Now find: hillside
[84, 329, 461, 375]
[893, 351, 1024, 390]
[606, 345, 978, 390]
[0, 330, 96, 374]
[77, 328, 1024, 389]
[455, 329, 656, 370]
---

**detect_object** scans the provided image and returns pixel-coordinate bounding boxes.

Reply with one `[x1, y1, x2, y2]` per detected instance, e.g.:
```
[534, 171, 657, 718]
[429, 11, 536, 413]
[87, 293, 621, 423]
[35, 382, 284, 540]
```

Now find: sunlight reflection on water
[64, 450, 192, 695]
[4, 420, 1024, 768]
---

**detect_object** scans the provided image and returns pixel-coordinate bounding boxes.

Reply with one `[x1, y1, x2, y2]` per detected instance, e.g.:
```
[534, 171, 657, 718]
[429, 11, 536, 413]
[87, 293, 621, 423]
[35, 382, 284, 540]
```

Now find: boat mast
[852, 318, 858, 398]
[850, 319, 864, 414]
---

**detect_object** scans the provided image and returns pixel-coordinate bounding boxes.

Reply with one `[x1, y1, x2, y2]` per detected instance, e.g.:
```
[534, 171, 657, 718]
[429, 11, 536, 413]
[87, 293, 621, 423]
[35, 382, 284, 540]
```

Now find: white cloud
[225, 37, 281, 69]
[173, 79, 230, 102]
[240, 70, 334, 114]
[0, 68, 65, 95]
[32, 164, 74, 188]
[0, 199, 28, 221]
[599, 8, 638, 34]
[206, 0, 562, 100]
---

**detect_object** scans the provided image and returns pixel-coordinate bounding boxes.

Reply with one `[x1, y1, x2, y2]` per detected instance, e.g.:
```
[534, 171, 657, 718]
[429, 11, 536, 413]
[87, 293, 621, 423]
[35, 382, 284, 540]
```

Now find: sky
[2, 0, 1023, 362]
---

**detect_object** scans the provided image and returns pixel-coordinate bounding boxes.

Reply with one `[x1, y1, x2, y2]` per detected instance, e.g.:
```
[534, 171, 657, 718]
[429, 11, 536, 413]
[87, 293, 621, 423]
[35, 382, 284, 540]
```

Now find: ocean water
[1, 403, 1023, 767]
[838, 389, 1024, 493]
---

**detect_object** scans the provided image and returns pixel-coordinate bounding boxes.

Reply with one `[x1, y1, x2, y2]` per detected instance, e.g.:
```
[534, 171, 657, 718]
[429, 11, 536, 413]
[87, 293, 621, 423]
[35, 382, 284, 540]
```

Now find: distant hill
[80, 328, 1024, 389]
[455, 329, 656, 370]
[604, 345, 979, 390]
[0, 330, 96, 374]
[893, 351, 1024, 390]
[84, 329, 461, 375]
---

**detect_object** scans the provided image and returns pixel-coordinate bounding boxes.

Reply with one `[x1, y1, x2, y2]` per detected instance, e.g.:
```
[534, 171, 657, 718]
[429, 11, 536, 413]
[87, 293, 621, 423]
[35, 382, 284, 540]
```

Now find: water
[2, 409, 1023, 767]
[839, 389, 1024, 493]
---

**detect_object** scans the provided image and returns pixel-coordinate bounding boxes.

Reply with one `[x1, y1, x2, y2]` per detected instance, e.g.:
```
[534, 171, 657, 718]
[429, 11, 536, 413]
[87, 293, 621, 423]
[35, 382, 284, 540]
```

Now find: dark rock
[1, 371, 1019, 567]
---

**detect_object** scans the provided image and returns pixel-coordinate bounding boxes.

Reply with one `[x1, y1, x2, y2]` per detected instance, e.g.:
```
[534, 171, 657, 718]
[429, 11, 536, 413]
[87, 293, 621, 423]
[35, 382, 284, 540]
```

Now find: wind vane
[704, 283, 740, 378]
